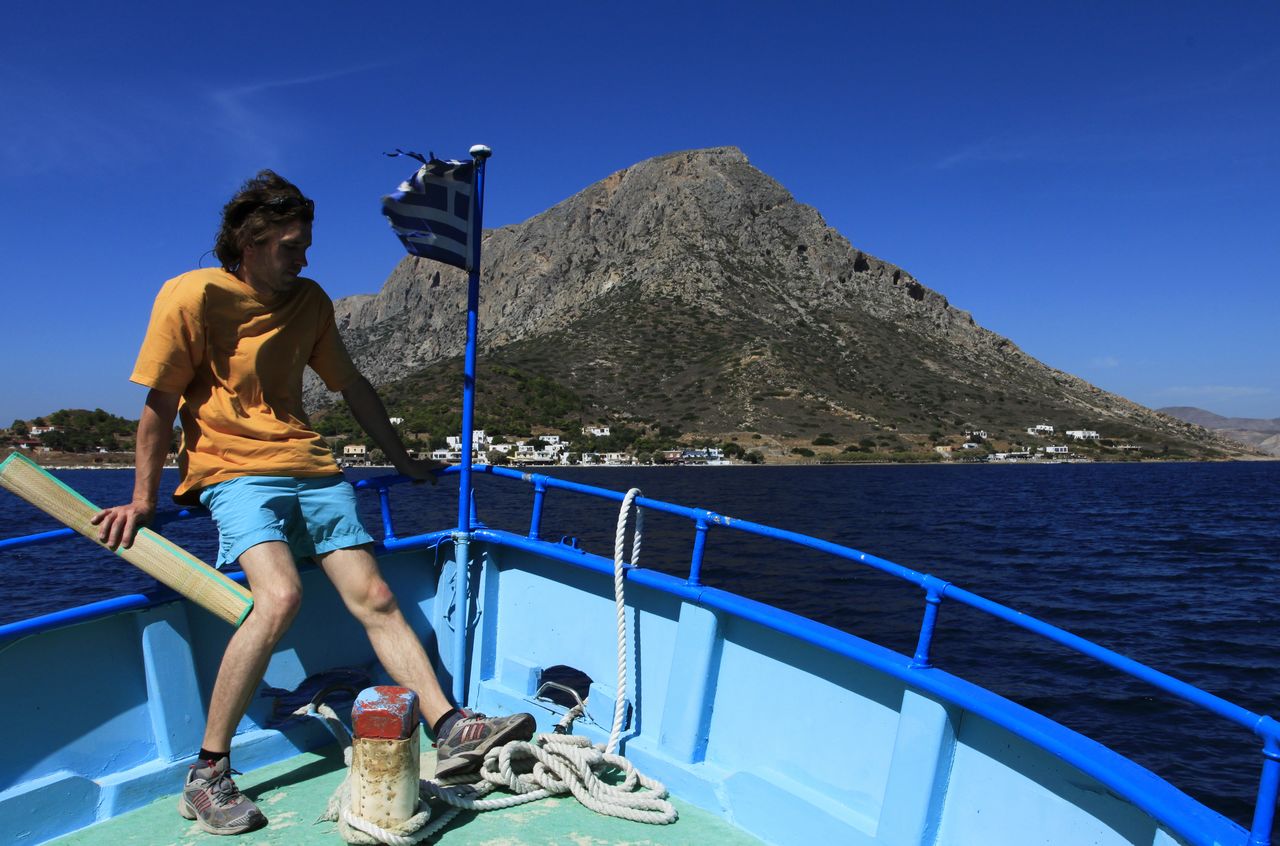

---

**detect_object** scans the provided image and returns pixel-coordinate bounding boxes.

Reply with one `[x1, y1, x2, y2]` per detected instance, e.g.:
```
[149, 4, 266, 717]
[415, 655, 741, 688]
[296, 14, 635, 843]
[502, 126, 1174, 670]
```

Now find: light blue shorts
[198, 475, 374, 568]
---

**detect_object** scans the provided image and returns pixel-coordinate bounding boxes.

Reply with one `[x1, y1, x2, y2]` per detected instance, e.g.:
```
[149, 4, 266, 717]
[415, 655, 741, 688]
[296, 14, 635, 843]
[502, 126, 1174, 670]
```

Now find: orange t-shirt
[130, 268, 360, 503]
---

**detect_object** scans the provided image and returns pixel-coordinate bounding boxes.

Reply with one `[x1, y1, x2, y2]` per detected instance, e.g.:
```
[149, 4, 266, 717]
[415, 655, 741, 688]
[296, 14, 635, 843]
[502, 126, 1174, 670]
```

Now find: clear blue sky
[2, 1, 1276, 424]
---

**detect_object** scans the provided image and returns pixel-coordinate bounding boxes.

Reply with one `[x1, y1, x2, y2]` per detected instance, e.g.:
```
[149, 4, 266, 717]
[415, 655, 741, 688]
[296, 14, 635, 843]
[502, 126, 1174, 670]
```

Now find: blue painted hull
[0, 474, 1263, 845]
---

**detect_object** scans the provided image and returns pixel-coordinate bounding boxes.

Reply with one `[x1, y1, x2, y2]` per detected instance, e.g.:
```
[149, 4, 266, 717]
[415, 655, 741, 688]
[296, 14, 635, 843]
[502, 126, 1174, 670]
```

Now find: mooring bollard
[351, 686, 421, 828]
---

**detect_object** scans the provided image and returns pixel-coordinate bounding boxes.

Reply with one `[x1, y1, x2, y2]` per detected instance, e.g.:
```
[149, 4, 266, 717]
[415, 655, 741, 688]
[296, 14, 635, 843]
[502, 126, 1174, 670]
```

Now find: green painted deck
[51, 747, 765, 846]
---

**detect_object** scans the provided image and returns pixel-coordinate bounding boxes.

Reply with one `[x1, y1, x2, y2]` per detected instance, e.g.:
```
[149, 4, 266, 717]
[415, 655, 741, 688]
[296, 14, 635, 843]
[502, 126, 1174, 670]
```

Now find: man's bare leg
[316, 544, 453, 725]
[201, 541, 303, 753]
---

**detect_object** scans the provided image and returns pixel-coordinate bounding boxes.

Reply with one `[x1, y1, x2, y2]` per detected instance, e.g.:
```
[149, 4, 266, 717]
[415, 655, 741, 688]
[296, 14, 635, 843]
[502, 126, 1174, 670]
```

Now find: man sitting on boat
[91, 170, 534, 836]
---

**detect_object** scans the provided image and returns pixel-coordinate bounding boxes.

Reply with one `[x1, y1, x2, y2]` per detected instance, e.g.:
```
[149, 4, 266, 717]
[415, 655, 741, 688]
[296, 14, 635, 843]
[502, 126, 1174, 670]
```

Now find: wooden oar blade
[0, 452, 252, 626]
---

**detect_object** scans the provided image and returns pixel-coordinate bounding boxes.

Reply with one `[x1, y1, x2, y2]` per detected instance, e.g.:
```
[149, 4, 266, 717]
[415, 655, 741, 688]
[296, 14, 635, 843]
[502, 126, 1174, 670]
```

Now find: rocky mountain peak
[311, 146, 1251, 458]
[328, 145, 966, 378]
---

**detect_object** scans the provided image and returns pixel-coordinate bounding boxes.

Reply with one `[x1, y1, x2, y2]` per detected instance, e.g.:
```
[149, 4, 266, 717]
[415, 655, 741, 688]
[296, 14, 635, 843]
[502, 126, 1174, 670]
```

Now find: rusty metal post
[351, 686, 421, 828]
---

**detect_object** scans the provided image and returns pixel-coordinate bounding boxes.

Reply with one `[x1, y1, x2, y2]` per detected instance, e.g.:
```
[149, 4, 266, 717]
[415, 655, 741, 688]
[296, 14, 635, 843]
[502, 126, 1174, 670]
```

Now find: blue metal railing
[0, 507, 203, 553]
[3, 466, 1277, 842]
[353, 465, 1280, 845]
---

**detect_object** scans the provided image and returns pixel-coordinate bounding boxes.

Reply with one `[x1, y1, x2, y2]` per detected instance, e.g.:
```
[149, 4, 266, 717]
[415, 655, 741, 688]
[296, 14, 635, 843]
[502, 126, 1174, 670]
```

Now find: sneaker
[434, 711, 536, 779]
[177, 756, 267, 835]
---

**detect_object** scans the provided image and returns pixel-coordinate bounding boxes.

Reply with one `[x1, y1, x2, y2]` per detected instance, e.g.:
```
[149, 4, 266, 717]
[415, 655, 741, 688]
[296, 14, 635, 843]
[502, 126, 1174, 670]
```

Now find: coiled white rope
[319, 487, 675, 843]
[333, 790, 435, 845]
[427, 731, 674, 823]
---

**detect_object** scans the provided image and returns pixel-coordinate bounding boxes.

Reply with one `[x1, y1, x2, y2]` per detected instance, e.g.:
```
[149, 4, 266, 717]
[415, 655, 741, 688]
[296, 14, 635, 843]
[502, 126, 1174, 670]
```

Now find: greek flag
[381, 151, 475, 270]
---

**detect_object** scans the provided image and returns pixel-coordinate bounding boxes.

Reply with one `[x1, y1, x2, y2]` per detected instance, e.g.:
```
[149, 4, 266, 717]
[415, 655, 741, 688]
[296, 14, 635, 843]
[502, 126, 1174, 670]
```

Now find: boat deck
[48, 746, 764, 846]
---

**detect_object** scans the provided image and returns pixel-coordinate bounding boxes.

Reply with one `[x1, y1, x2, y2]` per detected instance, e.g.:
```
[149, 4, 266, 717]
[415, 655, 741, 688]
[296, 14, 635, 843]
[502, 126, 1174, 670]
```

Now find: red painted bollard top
[352, 686, 420, 740]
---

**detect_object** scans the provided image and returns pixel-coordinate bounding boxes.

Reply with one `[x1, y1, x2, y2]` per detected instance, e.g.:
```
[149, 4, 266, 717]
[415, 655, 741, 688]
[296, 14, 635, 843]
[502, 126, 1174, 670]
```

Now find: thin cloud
[932, 127, 1252, 172]
[932, 131, 1132, 170]
[0, 73, 161, 178]
[1, 61, 386, 181]
[209, 62, 389, 157]
[935, 136, 1034, 170]
[932, 48, 1275, 175]
[1113, 49, 1279, 109]
[210, 62, 388, 102]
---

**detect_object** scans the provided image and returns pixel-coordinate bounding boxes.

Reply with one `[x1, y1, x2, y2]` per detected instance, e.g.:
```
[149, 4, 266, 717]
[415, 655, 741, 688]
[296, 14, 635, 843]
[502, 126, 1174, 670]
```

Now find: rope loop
[609, 488, 642, 754]
[322, 728, 677, 842]
[319, 484, 678, 843]
[418, 733, 676, 826]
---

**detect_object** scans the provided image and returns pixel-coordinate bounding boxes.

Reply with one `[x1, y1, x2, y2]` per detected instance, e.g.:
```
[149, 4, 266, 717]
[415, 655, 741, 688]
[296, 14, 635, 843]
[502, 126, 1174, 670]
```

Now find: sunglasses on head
[230, 195, 314, 227]
[262, 196, 314, 213]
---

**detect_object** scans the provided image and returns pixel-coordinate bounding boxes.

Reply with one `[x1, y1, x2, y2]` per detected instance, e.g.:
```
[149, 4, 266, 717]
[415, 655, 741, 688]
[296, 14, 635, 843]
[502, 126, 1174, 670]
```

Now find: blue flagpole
[456, 146, 489, 532]
[452, 143, 489, 705]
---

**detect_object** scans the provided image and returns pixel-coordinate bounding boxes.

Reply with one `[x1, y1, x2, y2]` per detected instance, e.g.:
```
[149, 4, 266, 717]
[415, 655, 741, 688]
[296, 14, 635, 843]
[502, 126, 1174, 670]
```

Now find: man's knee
[254, 583, 303, 632]
[360, 578, 399, 618]
[319, 547, 401, 619]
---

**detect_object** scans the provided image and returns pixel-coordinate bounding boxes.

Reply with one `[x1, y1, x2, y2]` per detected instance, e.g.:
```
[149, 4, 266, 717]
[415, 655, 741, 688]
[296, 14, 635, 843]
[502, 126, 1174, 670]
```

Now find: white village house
[446, 429, 490, 451]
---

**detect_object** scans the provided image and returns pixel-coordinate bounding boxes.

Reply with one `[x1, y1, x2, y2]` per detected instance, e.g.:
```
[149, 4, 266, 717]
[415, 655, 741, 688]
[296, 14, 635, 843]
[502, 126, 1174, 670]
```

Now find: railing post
[529, 477, 547, 539]
[450, 531, 471, 705]
[378, 486, 396, 541]
[911, 575, 949, 669]
[688, 515, 709, 586]
[1248, 722, 1280, 846]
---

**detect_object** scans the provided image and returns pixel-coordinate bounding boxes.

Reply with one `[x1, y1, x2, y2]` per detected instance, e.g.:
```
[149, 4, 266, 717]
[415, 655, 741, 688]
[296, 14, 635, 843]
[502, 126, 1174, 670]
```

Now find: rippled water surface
[2, 461, 1277, 831]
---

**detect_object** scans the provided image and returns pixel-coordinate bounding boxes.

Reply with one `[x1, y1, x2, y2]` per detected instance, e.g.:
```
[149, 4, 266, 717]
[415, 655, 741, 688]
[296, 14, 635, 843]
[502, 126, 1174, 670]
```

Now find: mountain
[1159, 407, 1280, 456]
[308, 147, 1254, 460]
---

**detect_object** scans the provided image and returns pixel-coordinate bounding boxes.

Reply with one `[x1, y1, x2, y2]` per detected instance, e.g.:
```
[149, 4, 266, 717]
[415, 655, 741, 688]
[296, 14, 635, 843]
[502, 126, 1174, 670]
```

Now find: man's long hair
[214, 170, 315, 270]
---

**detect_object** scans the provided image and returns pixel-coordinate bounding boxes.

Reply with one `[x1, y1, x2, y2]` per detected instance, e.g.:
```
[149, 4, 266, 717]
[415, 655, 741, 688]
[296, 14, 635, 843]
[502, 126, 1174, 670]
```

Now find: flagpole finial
[469, 144, 492, 160]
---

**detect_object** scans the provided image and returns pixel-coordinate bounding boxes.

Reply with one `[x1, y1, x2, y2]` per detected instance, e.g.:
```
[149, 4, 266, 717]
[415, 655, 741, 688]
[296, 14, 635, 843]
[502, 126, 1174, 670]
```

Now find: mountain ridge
[308, 147, 1254, 460]
[1158, 407, 1280, 456]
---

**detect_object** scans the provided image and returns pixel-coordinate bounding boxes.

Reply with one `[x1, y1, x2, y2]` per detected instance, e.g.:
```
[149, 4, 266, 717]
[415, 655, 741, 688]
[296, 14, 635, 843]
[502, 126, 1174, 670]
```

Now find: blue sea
[1, 461, 1278, 831]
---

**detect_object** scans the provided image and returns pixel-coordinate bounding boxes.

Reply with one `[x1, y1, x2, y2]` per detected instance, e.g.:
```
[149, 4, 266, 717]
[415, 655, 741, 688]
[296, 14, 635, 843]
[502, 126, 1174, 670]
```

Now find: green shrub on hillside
[15, 409, 138, 453]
